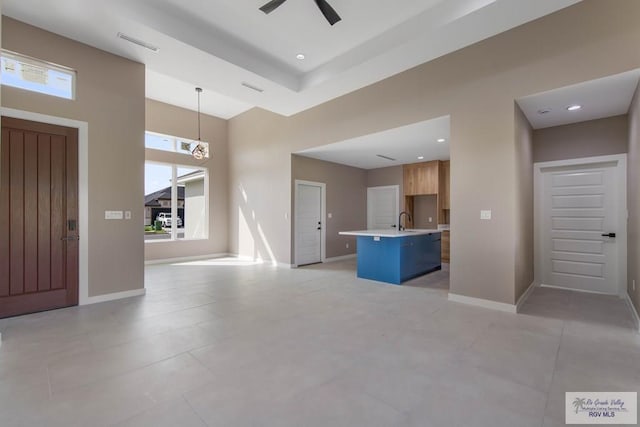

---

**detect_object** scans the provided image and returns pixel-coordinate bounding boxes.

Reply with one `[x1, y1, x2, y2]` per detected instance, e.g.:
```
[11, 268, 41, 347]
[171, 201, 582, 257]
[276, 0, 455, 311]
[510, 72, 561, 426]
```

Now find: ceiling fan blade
[314, 0, 341, 25]
[259, 0, 288, 14]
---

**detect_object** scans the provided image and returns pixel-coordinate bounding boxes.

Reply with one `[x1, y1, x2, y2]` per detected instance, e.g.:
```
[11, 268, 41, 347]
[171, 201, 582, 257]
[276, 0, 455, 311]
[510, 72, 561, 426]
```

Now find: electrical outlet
[480, 210, 492, 220]
[346, 243, 349, 249]
[428, 217, 433, 223]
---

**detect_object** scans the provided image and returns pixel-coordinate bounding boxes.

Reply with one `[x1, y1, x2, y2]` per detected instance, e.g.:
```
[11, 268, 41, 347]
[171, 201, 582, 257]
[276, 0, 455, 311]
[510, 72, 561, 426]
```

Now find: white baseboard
[516, 281, 538, 313]
[324, 254, 357, 263]
[81, 288, 146, 305]
[623, 293, 640, 331]
[448, 292, 517, 314]
[145, 253, 231, 265]
[539, 283, 612, 296]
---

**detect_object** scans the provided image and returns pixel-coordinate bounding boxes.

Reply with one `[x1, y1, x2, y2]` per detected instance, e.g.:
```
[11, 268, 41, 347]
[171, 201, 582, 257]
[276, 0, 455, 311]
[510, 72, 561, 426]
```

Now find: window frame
[144, 160, 209, 243]
[1, 49, 77, 100]
[145, 130, 209, 158]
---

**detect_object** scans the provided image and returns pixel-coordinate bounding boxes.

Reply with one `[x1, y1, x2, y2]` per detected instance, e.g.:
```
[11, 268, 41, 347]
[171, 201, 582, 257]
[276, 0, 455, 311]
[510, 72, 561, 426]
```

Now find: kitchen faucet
[398, 211, 412, 231]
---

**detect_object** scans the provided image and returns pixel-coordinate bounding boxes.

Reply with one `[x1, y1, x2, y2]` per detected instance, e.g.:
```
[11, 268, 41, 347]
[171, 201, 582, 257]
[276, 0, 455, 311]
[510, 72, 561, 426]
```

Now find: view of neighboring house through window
[144, 132, 208, 242]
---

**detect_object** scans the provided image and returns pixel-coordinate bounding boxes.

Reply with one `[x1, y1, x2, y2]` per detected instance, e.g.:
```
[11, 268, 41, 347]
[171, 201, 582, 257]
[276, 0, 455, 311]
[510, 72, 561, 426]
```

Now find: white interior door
[367, 185, 399, 229]
[540, 164, 620, 294]
[296, 182, 323, 266]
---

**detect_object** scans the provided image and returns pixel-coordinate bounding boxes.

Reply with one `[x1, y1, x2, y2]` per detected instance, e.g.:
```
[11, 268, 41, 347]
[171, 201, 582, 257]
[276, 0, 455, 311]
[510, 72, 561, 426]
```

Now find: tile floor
[0, 258, 638, 426]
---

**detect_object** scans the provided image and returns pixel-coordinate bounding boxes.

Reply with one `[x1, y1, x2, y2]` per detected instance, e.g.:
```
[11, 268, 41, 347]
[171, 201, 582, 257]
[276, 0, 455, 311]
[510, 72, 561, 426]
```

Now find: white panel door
[541, 166, 619, 294]
[367, 185, 399, 229]
[296, 183, 322, 266]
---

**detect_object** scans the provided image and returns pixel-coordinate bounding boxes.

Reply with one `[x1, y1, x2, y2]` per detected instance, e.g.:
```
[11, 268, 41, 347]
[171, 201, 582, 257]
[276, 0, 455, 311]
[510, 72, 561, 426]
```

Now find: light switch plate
[105, 210, 123, 220]
[480, 210, 492, 220]
[328, 213, 333, 219]
[124, 211, 132, 220]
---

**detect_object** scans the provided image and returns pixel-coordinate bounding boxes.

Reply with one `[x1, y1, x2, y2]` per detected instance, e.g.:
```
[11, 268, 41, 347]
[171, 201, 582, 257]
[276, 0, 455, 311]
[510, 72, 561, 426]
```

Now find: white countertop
[339, 229, 441, 238]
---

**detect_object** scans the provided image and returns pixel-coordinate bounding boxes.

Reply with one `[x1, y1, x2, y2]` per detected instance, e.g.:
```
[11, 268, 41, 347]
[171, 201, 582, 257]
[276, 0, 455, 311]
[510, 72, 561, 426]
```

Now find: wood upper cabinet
[403, 161, 439, 195]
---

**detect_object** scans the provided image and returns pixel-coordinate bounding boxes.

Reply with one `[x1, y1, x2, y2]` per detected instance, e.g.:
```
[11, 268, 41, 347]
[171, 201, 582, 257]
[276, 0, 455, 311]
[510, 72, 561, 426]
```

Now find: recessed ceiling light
[566, 104, 582, 111]
[437, 138, 446, 143]
[296, 53, 306, 60]
[418, 156, 424, 160]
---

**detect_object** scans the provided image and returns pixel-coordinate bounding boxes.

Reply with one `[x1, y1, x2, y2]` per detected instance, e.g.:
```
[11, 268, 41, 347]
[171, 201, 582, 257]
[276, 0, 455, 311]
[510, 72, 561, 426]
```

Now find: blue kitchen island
[339, 229, 441, 285]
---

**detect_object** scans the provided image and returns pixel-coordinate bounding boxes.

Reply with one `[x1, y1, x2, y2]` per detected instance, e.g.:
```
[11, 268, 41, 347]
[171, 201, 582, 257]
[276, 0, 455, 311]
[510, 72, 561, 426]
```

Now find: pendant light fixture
[191, 87, 208, 160]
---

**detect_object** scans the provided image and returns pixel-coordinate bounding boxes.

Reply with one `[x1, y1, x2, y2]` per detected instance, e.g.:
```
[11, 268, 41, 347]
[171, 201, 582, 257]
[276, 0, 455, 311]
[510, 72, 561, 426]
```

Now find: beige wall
[514, 104, 534, 302]
[627, 83, 640, 314]
[291, 155, 366, 261]
[533, 115, 628, 163]
[229, 1, 640, 305]
[367, 166, 403, 190]
[413, 195, 438, 229]
[2, 17, 145, 298]
[144, 99, 229, 261]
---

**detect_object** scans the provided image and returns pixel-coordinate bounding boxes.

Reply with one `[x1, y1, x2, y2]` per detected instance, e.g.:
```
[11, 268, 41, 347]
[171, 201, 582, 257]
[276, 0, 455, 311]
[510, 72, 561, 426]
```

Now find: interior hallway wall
[514, 103, 534, 303]
[291, 155, 366, 261]
[144, 99, 229, 261]
[627, 83, 640, 314]
[228, 1, 640, 305]
[2, 17, 145, 298]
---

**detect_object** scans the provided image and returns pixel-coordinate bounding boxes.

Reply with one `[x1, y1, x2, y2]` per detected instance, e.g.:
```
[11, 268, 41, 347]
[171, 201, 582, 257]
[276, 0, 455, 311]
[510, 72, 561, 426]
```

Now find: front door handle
[601, 233, 616, 238]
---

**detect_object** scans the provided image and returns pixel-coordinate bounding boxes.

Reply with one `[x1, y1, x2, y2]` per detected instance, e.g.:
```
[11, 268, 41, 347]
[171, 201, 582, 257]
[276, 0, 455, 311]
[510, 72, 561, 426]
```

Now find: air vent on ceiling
[376, 154, 396, 161]
[117, 32, 159, 53]
[241, 82, 265, 93]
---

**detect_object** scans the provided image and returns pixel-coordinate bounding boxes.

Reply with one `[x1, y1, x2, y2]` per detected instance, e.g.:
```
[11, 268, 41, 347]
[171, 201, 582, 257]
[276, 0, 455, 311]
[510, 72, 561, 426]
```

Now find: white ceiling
[297, 116, 450, 170]
[3, 0, 582, 118]
[517, 69, 640, 129]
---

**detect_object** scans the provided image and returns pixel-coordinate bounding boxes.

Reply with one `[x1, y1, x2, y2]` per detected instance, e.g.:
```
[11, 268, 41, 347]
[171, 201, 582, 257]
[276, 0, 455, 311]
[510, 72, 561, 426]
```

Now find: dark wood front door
[0, 117, 79, 318]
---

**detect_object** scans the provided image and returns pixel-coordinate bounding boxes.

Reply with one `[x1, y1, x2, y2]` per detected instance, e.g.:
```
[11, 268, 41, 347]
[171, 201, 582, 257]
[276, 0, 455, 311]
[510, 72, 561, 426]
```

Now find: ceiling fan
[259, 0, 342, 26]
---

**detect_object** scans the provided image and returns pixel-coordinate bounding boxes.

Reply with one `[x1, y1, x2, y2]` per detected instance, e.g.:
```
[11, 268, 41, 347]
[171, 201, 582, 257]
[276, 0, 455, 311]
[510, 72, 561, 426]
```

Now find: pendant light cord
[192, 87, 206, 160]
[196, 87, 202, 141]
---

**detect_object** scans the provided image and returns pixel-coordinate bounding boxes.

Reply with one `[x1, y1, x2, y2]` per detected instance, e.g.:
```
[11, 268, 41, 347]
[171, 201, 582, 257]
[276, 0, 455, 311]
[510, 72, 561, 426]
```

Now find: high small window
[1, 50, 76, 100]
[145, 131, 209, 158]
